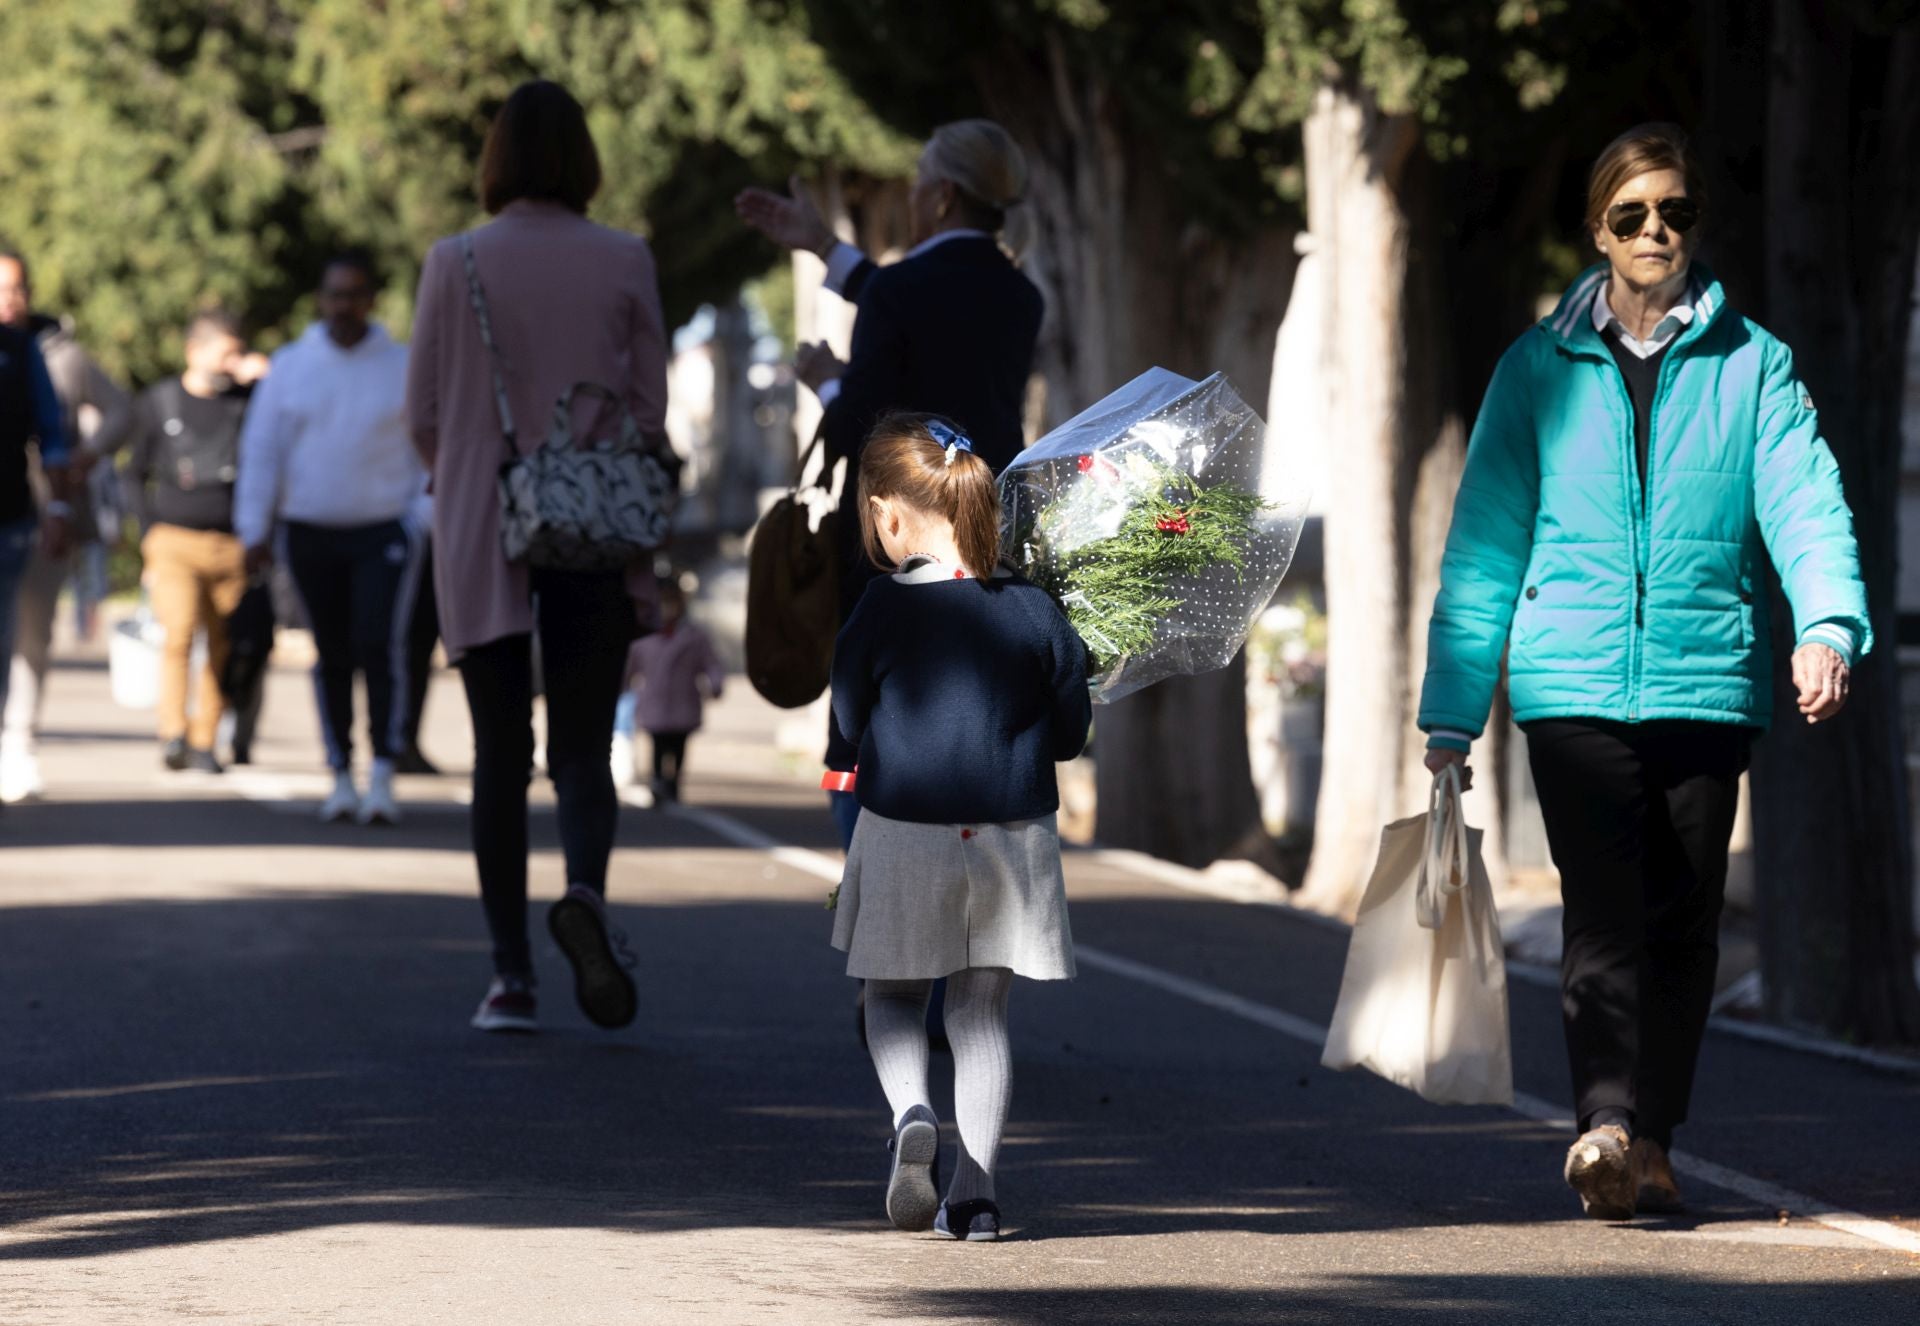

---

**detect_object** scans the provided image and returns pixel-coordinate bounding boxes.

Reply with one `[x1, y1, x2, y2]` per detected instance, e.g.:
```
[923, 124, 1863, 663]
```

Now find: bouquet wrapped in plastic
[1000, 368, 1308, 703]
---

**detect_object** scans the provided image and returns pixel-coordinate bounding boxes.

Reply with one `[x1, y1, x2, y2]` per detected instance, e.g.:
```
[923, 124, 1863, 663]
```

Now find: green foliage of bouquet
[1023, 454, 1272, 677]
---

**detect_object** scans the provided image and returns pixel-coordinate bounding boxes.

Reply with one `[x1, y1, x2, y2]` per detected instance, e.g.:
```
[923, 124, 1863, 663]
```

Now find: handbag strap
[460, 235, 519, 460]
[793, 421, 829, 494]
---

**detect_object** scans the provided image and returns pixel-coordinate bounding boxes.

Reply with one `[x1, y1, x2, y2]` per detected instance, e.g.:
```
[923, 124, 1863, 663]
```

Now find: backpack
[745, 431, 840, 708]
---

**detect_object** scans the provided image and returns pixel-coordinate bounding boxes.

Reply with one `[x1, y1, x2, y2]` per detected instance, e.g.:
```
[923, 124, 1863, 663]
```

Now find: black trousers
[403, 539, 440, 755]
[1524, 719, 1751, 1149]
[283, 519, 422, 770]
[651, 730, 690, 789]
[457, 569, 635, 976]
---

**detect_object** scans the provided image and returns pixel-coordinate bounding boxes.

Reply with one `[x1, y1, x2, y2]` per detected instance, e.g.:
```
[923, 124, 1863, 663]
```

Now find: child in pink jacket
[623, 581, 724, 803]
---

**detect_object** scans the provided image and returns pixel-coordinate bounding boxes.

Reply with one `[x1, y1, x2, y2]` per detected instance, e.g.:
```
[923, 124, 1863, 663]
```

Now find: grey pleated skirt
[830, 809, 1076, 981]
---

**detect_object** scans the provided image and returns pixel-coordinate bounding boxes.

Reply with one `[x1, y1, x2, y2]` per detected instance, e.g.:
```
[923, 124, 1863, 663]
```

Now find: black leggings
[457, 569, 635, 976]
[1525, 719, 1751, 1149]
[651, 731, 690, 787]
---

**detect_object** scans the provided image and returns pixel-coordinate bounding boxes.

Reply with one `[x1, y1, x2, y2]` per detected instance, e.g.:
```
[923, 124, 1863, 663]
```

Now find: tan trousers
[142, 524, 247, 749]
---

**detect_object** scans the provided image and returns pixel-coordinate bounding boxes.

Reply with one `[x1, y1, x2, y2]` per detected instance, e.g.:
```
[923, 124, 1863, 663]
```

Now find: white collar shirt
[1592, 277, 1701, 359]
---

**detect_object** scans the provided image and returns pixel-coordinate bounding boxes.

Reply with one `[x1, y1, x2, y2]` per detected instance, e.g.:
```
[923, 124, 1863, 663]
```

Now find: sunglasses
[1605, 197, 1702, 239]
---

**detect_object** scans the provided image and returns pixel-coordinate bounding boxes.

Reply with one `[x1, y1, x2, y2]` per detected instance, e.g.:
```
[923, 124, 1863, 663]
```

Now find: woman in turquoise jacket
[1418, 124, 1869, 1222]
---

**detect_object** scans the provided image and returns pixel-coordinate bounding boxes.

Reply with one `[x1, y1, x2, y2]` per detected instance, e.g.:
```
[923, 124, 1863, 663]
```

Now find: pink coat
[406, 200, 669, 657]
[626, 625, 724, 734]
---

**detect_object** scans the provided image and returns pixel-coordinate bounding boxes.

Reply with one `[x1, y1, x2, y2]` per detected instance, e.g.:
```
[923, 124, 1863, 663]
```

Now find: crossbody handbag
[461, 235, 680, 572]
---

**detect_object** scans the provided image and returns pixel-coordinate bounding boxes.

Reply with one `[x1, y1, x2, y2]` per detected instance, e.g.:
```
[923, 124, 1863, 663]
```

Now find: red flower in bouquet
[1155, 513, 1192, 535]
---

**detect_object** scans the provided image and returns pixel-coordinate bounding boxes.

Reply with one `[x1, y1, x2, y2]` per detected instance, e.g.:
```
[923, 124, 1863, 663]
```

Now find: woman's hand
[1424, 746, 1474, 792]
[794, 341, 846, 393]
[1792, 643, 1851, 722]
[735, 176, 836, 257]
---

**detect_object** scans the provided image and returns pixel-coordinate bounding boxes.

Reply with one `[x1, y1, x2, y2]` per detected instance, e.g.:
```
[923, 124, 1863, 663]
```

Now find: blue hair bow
[927, 419, 975, 465]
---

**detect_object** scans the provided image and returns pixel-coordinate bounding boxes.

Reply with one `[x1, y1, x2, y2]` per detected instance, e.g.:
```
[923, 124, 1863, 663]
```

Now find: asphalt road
[2, 649, 1916, 1324]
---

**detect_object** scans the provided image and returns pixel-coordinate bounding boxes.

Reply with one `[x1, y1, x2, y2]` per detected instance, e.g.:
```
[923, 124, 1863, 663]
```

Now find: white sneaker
[319, 771, 359, 823]
[357, 760, 400, 826]
[610, 733, 636, 790]
[470, 975, 538, 1033]
[0, 748, 44, 804]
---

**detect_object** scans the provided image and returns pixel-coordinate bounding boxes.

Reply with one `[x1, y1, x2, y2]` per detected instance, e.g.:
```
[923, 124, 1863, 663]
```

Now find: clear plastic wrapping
[1000, 369, 1309, 703]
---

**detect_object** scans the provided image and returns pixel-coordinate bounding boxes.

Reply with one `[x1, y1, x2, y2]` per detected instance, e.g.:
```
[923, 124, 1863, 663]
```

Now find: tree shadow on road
[0, 888, 1911, 1308]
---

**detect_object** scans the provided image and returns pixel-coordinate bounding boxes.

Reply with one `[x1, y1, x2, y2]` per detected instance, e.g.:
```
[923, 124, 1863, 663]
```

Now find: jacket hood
[1539, 262, 1729, 355]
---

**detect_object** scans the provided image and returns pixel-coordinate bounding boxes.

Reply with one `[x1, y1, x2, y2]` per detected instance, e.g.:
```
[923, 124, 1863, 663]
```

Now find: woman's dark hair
[479, 80, 602, 216]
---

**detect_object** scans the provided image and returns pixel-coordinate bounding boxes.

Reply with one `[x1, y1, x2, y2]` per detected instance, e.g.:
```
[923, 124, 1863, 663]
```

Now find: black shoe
[546, 885, 638, 1029]
[228, 744, 252, 767]
[934, 1199, 1001, 1242]
[162, 738, 190, 772]
[186, 748, 224, 775]
[393, 748, 440, 776]
[885, 1108, 941, 1232]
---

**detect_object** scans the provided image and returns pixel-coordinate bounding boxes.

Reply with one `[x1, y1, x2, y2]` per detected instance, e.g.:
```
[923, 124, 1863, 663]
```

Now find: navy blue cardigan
[830, 570, 1092, 825]
[820, 236, 1043, 771]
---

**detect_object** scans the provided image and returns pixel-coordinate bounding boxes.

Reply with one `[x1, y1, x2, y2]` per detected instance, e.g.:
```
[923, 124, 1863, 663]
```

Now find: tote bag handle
[1416, 763, 1471, 931]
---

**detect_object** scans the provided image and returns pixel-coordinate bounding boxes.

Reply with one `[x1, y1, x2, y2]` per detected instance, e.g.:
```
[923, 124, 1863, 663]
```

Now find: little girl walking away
[829, 415, 1091, 1242]
[623, 579, 723, 804]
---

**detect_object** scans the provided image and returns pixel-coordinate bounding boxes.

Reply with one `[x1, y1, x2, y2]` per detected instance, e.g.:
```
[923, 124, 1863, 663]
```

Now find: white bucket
[109, 616, 161, 710]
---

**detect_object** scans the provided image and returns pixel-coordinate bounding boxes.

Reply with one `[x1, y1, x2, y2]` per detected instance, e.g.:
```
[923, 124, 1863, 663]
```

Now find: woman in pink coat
[407, 81, 669, 1037]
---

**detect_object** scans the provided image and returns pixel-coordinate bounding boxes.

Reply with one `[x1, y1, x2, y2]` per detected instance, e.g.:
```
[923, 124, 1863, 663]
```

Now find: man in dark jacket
[0, 313, 70, 807]
[0, 247, 131, 803]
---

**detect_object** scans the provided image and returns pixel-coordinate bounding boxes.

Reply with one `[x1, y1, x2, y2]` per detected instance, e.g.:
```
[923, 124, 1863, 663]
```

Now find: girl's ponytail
[858, 413, 1005, 581]
[943, 447, 1001, 583]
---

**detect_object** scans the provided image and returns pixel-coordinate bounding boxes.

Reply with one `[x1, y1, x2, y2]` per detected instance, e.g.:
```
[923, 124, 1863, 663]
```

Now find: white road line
[1099, 851, 1920, 1079]
[672, 799, 1920, 1259]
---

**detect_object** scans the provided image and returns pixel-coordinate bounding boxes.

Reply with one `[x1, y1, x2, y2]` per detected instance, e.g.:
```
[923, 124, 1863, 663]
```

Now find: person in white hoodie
[236, 252, 427, 825]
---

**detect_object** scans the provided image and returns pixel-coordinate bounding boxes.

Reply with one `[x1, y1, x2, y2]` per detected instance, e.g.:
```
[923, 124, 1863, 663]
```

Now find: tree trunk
[974, 34, 1300, 869]
[1293, 78, 1424, 910]
[1748, 3, 1920, 1043]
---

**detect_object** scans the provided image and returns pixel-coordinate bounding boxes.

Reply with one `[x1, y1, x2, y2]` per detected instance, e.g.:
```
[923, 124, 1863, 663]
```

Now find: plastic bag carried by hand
[1000, 368, 1308, 702]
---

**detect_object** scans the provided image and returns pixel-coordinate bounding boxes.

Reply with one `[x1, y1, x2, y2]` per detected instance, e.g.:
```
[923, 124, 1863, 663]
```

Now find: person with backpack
[124, 310, 262, 773]
[737, 121, 1044, 850]
[407, 80, 671, 1036]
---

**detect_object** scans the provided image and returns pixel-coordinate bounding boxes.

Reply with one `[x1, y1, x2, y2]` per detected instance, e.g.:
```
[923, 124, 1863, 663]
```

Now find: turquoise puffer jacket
[1419, 263, 1871, 746]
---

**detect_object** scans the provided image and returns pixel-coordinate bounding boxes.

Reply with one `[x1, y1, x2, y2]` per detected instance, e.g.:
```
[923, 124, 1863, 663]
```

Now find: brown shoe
[1564, 1125, 1636, 1220]
[1632, 1138, 1684, 1213]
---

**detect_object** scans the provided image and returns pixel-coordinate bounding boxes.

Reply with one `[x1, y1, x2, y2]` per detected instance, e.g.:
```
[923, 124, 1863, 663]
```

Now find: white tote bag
[1320, 765, 1514, 1105]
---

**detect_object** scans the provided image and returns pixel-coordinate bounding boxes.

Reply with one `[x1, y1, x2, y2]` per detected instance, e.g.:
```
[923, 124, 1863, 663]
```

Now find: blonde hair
[1585, 122, 1708, 234]
[922, 119, 1030, 253]
[858, 414, 1003, 582]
